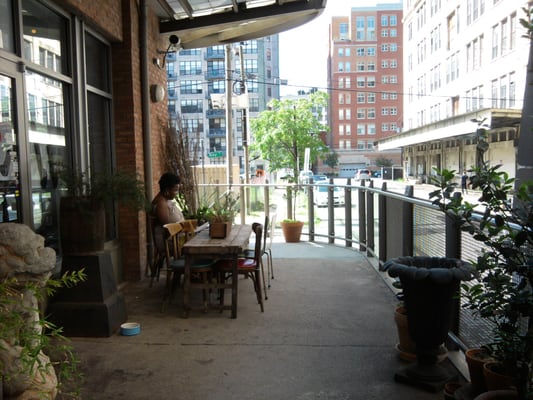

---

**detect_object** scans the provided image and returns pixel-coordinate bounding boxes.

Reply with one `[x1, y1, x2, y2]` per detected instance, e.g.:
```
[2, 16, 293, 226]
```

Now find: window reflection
[26, 71, 66, 251]
[21, 0, 69, 75]
[0, 75, 21, 223]
[0, 0, 15, 52]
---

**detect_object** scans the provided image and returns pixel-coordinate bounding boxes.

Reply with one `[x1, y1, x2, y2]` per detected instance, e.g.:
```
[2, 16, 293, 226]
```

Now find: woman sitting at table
[151, 172, 184, 254]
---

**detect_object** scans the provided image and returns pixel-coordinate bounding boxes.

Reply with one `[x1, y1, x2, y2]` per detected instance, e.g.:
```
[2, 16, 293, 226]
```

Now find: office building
[379, 0, 527, 180]
[328, 3, 404, 178]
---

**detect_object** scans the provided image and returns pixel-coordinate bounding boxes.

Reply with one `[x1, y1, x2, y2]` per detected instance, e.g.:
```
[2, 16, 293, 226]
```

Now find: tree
[322, 150, 339, 170]
[517, 7, 533, 188]
[375, 156, 394, 168]
[250, 91, 329, 181]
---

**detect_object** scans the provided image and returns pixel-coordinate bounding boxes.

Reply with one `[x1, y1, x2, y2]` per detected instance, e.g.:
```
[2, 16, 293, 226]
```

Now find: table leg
[182, 255, 191, 318]
[231, 254, 238, 318]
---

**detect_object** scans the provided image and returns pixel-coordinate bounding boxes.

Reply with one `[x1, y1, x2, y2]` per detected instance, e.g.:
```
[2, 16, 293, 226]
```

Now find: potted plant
[280, 219, 304, 243]
[429, 164, 533, 399]
[205, 191, 240, 238]
[59, 168, 147, 254]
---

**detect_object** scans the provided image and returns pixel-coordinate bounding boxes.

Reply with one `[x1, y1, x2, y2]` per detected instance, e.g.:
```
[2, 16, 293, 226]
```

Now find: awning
[151, 0, 327, 48]
[377, 108, 521, 151]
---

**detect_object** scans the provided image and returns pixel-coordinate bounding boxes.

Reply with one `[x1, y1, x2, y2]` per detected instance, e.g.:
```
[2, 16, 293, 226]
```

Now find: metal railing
[199, 178, 490, 350]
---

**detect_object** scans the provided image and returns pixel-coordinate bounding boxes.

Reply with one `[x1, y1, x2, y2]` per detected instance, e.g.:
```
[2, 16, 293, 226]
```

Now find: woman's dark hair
[158, 172, 180, 190]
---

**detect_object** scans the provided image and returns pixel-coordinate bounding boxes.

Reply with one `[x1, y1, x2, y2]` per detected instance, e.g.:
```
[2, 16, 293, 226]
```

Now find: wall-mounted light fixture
[150, 84, 165, 103]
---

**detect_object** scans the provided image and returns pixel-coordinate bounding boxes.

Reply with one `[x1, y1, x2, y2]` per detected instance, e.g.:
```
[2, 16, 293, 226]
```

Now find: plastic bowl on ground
[120, 322, 141, 336]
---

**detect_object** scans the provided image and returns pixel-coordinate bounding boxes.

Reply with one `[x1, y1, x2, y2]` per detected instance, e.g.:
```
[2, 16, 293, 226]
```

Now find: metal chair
[215, 223, 264, 312]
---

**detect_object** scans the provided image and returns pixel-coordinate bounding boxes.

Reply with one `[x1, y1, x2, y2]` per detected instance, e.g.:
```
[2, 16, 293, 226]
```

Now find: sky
[278, 1, 380, 96]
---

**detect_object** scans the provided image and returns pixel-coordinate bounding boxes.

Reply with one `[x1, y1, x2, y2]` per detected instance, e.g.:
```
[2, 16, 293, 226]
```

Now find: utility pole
[239, 42, 251, 214]
[225, 44, 233, 187]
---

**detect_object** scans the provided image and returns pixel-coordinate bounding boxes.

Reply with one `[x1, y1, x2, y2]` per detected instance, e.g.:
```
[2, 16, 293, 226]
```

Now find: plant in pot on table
[205, 191, 240, 239]
[429, 165, 533, 399]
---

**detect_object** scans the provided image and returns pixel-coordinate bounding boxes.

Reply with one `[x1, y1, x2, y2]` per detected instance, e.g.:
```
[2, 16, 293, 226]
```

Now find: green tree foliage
[250, 91, 329, 181]
[374, 157, 394, 168]
[322, 150, 339, 170]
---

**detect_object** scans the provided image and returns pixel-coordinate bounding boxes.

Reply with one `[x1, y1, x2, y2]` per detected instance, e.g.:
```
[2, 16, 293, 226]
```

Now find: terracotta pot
[483, 362, 517, 392]
[280, 220, 303, 243]
[443, 381, 462, 400]
[394, 306, 417, 357]
[466, 348, 493, 396]
[473, 389, 518, 400]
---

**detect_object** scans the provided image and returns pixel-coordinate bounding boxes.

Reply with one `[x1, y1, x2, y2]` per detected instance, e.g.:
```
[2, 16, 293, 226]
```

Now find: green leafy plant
[1, 269, 86, 398]
[429, 164, 533, 398]
[205, 191, 240, 223]
[59, 168, 148, 212]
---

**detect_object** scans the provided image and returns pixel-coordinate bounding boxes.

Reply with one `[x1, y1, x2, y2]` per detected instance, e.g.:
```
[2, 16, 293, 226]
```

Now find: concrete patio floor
[67, 240, 461, 400]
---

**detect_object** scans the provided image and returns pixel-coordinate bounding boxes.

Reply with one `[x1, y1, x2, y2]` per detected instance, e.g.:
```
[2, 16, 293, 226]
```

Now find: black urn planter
[383, 256, 474, 392]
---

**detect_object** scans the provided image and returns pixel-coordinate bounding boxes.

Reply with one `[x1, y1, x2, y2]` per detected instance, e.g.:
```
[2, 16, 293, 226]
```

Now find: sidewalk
[67, 242, 458, 400]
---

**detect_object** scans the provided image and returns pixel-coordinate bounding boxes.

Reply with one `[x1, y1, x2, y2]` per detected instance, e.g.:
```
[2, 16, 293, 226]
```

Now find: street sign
[208, 151, 223, 158]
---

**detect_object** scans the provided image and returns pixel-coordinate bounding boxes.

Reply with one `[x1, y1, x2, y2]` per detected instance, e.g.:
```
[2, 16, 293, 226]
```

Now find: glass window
[0, 75, 21, 223]
[22, 0, 69, 75]
[85, 33, 110, 92]
[26, 72, 67, 248]
[0, 0, 15, 52]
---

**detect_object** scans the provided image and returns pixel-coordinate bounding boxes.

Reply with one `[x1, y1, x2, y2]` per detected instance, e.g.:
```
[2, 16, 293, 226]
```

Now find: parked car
[372, 171, 382, 178]
[298, 170, 313, 184]
[313, 183, 345, 207]
[355, 169, 371, 181]
[312, 175, 327, 182]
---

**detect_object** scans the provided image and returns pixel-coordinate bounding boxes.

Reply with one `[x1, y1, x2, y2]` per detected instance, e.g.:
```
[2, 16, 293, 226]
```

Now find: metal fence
[200, 179, 491, 350]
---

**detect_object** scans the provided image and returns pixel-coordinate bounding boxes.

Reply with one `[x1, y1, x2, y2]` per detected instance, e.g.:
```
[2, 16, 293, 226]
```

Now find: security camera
[169, 35, 180, 46]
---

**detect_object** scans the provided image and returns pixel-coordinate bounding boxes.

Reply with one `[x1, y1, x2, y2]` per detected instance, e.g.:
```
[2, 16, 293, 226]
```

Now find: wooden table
[182, 224, 251, 318]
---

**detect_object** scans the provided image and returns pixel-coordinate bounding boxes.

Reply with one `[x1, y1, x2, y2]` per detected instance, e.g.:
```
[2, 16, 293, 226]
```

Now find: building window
[338, 62, 344, 72]
[390, 75, 397, 84]
[499, 76, 507, 108]
[345, 62, 351, 72]
[338, 93, 344, 104]
[368, 124, 376, 134]
[390, 59, 398, 68]
[345, 109, 351, 120]
[367, 47, 376, 56]
[357, 48, 365, 56]
[357, 124, 365, 135]
[367, 77, 376, 87]
[510, 12, 517, 50]
[381, 15, 388, 26]
[367, 108, 376, 118]
[357, 93, 365, 103]
[509, 72, 515, 107]
[382, 123, 389, 131]
[346, 48, 351, 56]
[339, 125, 345, 135]
[367, 62, 376, 71]
[367, 92, 376, 103]
[501, 18, 508, 54]
[390, 15, 397, 26]
[357, 77, 365, 88]
[340, 23, 349, 40]
[338, 48, 344, 57]
[345, 78, 351, 88]
[357, 109, 365, 119]
[346, 125, 351, 135]
[357, 62, 365, 71]
[346, 93, 351, 104]
[491, 24, 499, 59]
[338, 109, 344, 120]
[491, 79, 498, 108]
[381, 60, 389, 68]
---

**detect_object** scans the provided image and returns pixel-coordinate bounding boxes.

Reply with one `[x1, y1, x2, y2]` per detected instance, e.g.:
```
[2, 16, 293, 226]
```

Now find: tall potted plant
[429, 165, 533, 398]
[59, 168, 147, 254]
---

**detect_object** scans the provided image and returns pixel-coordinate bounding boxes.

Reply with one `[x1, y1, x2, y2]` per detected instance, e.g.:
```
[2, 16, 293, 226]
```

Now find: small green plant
[205, 191, 240, 223]
[1, 269, 86, 398]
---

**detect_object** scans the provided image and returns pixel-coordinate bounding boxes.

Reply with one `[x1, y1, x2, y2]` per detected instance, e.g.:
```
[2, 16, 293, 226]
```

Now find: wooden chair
[148, 214, 166, 286]
[215, 223, 264, 312]
[161, 221, 213, 312]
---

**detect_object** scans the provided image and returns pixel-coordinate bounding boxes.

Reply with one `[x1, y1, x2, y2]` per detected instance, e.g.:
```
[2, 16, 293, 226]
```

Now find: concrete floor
[65, 241, 461, 400]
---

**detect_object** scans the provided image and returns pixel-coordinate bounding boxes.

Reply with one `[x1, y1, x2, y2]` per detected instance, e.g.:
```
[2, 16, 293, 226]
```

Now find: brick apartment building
[328, 3, 403, 178]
